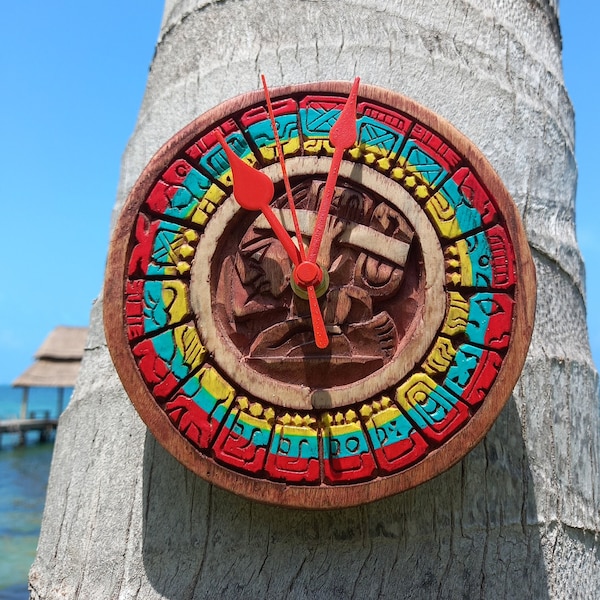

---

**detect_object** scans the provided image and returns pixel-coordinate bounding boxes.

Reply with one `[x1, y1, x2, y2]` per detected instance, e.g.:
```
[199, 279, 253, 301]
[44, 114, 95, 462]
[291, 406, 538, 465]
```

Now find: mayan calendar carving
[104, 80, 536, 508]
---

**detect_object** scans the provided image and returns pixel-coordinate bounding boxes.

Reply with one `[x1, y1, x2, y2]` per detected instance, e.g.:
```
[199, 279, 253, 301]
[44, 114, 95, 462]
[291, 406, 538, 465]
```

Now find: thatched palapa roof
[12, 326, 88, 388]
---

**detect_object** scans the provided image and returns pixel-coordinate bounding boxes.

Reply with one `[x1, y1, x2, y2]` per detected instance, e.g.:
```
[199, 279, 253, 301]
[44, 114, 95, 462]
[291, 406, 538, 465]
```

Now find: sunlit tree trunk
[31, 1, 600, 598]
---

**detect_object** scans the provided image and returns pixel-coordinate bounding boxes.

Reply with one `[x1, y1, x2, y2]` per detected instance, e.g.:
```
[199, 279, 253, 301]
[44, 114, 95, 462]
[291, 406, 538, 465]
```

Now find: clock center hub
[291, 262, 329, 299]
[293, 260, 323, 287]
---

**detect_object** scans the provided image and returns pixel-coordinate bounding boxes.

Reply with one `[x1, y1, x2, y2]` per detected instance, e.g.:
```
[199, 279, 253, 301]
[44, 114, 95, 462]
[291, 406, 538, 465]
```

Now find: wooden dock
[5, 326, 87, 448]
[0, 413, 58, 446]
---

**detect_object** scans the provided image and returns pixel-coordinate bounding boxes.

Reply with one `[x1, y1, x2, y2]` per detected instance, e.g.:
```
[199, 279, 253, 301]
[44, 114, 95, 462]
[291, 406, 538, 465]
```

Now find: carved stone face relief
[104, 81, 536, 508]
[217, 180, 416, 385]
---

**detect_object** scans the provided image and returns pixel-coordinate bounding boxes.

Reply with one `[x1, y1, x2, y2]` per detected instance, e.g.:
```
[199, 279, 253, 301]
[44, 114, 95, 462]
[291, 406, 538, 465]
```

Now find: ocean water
[0, 385, 72, 598]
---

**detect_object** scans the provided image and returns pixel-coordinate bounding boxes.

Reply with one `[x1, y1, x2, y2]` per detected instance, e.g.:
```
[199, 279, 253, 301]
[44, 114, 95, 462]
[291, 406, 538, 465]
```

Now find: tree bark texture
[31, 1, 600, 598]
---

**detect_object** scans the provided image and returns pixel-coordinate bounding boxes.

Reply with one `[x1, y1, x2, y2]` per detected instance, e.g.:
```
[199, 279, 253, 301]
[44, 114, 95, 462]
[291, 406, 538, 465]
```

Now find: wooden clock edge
[103, 81, 537, 510]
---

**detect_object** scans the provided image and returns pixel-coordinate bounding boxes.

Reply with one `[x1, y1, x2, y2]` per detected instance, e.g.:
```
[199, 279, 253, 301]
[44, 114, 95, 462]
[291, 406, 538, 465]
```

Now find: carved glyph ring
[104, 81, 536, 508]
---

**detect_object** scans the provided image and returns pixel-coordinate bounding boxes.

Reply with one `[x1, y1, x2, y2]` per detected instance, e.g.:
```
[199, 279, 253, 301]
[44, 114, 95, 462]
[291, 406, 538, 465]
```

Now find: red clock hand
[307, 77, 360, 264]
[261, 75, 329, 349]
[215, 130, 301, 266]
[261, 75, 306, 262]
[306, 286, 328, 348]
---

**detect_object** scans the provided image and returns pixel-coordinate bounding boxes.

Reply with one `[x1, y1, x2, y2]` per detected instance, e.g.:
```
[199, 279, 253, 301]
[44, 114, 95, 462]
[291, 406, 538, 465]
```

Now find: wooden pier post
[19, 387, 29, 421]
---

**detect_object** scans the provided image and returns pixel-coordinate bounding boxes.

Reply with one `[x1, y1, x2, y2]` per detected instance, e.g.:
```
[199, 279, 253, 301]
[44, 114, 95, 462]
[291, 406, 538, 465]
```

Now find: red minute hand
[307, 77, 360, 264]
[260, 75, 329, 349]
[215, 130, 301, 266]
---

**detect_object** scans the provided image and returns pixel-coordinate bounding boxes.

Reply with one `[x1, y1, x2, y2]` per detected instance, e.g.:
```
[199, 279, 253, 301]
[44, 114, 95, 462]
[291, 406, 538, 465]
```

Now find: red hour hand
[307, 77, 360, 264]
[215, 130, 301, 266]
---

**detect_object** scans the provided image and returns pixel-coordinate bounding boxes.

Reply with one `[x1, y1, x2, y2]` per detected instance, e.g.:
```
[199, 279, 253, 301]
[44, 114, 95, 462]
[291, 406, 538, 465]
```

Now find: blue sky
[0, 1, 598, 383]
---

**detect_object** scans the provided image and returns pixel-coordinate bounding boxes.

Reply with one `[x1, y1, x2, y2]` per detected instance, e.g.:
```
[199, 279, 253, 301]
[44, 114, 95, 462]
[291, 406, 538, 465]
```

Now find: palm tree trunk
[31, 1, 600, 598]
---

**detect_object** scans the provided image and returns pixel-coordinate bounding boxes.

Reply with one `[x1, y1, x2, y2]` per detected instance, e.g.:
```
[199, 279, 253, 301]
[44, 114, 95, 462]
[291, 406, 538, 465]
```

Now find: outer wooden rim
[104, 81, 536, 509]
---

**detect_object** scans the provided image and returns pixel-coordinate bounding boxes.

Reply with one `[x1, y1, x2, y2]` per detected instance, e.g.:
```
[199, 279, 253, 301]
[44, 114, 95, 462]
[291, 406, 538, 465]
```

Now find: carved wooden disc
[104, 81, 536, 508]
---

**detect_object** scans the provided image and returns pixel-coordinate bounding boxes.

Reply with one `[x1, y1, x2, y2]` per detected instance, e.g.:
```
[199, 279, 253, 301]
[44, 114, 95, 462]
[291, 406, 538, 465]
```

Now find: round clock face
[104, 81, 535, 508]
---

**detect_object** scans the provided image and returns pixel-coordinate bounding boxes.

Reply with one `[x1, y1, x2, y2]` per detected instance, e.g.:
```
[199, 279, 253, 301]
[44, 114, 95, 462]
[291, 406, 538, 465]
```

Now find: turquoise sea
[0, 385, 72, 599]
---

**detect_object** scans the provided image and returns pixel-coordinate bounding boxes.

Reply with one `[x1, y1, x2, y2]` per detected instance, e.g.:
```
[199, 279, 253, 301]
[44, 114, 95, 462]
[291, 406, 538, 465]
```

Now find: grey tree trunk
[31, 1, 600, 598]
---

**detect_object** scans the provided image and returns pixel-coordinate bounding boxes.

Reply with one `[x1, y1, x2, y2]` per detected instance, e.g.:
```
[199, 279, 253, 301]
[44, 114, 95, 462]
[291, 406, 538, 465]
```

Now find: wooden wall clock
[104, 78, 536, 509]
